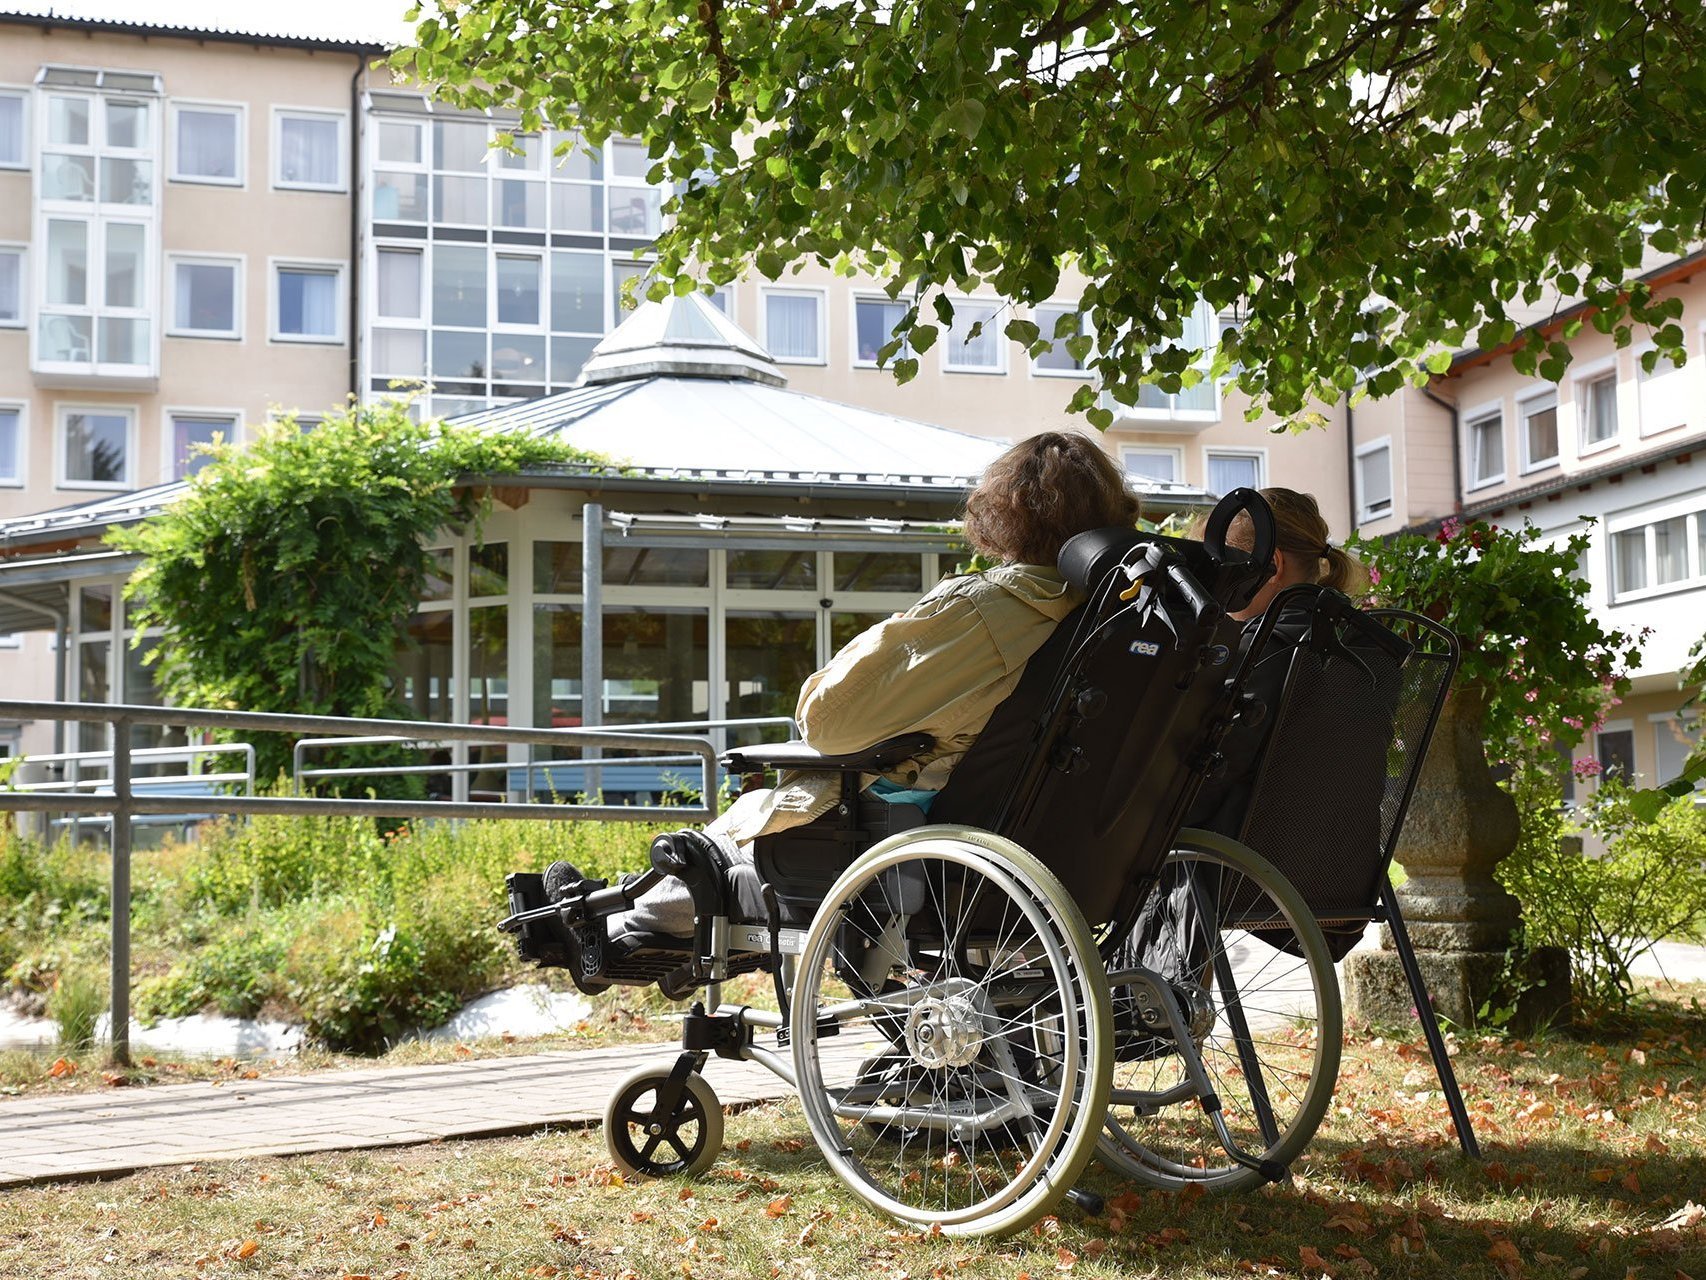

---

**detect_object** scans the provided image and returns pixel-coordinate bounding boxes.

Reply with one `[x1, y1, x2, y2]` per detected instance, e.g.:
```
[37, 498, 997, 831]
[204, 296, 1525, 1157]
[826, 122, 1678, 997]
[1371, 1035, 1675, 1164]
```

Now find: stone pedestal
[1343, 687, 1572, 1033]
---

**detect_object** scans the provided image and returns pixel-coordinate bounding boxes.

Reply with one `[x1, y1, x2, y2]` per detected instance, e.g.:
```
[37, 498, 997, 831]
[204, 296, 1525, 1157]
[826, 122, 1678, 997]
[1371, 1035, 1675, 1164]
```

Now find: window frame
[851, 293, 912, 369]
[168, 99, 245, 187]
[0, 241, 23, 328]
[0, 399, 26, 488]
[0, 85, 27, 171]
[1574, 358, 1621, 455]
[758, 286, 827, 365]
[271, 105, 348, 193]
[1029, 301, 1093, 379]
[1353, 435, 1394, 524]
[269, 257, 347, 345]
[1118, 444, 1184, 486]
[1606, 492, 1706, 604]
[1202, 446, 1266, 497]
[941, 295, 1008, 375]
[1463, 399, 1505, 491]
[55, 402, 135, 491]
[165, 252, 243, 340]
[1517, 385, 1560, 474]
[161, 406, 241, 482]
[1634, 340, 1691, 439]
[1594, 719, 1637, 785]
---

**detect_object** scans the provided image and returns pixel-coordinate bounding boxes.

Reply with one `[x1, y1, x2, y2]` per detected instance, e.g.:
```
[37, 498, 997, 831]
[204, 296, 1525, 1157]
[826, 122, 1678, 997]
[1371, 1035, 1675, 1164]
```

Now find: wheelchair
[500, 488, 1371, 1237]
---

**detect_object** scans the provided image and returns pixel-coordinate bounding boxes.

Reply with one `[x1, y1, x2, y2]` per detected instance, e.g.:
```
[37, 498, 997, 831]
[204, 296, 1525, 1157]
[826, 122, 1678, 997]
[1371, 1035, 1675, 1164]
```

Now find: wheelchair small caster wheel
[604, 1064, 724, 1178]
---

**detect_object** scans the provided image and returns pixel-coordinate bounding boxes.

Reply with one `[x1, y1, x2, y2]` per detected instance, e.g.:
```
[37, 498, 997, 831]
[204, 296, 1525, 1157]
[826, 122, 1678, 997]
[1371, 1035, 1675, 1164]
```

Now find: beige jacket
[714, 564, 1082, 844]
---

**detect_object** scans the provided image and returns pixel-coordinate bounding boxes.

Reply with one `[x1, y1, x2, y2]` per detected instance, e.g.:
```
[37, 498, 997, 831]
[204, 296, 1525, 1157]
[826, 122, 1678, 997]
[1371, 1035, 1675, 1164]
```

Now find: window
[1654, 714, 1701, 789]
[1104, 302, 1220, 421]
[1637, 346, 1689, 437]
[762, 289, 823, 363]
[1120, 448, 1180, 485]
[1519, 390, 1558, 471]
[0, 404, 22, 485]
[168, 256, 239, 337]
[944, 299, 1004, 372]
[1033, 303, 1090, 375]
[1578, 370, 1619, 449]
[855, 296, 909, 366]
[166, 410, 236, 480]
[1595, 726, 1635, 782]
[495, 253, 541, 327]
[1608, 501, 1706, 601]
[272, 262, 343, 342]
[1205, 449, 1263, 496]
[1355, 438, 1393, 522]
[0, 90, 23, 168]
[34, 85, 159, 376]
[1466, 408, 1503, 488]
[376, 247, 422, 319]
[0, 245, 20, 325]
[59, 406, 131, 488]
[274, 109, 344, 190]
[170, 103, 241, 184]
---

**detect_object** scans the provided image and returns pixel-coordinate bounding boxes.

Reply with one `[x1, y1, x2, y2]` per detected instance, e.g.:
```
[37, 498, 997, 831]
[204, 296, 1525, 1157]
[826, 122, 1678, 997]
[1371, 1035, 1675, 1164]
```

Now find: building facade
[0, 11, 1698, 789]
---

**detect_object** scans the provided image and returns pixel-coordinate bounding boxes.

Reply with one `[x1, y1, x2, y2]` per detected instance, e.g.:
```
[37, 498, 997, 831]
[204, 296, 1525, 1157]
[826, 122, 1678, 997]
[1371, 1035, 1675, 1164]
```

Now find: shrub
[1499, 765, 1706, 1015]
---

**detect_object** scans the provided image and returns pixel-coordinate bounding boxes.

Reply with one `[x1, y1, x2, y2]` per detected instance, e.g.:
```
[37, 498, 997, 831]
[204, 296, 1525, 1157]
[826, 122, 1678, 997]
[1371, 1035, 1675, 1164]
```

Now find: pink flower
[1369, 566, 1382, 586]
[1572, 757, 1603, 779]
[1523, 689, 1538, 702]
[1562, 716, 1583, 729]
[1439, 516, 1462, 541]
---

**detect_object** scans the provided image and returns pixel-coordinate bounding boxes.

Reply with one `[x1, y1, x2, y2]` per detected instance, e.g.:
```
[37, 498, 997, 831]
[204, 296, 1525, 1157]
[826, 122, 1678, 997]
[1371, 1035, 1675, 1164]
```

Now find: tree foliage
[398, 1, 1706, 424]
[108, 401, 595, 779]
[1347, 516, 1642, 764]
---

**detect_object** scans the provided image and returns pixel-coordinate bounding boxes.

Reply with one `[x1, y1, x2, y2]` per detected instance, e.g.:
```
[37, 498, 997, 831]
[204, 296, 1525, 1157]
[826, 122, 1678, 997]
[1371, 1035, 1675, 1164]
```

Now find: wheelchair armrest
[720, 732, 935, 774]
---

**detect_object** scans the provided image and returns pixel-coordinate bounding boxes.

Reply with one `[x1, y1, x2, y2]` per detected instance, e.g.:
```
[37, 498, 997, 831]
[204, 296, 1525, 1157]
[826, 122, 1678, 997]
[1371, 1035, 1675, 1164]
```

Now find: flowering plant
[1346, 517, 1644, 764]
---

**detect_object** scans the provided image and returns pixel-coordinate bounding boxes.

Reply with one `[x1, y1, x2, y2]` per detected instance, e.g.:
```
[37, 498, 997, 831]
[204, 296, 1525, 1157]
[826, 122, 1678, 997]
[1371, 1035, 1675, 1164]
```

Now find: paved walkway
[0, 1038, 824, 1189]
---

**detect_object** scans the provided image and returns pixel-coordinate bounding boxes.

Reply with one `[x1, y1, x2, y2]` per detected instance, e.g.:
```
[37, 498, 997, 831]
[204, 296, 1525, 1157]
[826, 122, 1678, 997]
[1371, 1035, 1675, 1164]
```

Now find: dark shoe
[503, 863, 613, 995]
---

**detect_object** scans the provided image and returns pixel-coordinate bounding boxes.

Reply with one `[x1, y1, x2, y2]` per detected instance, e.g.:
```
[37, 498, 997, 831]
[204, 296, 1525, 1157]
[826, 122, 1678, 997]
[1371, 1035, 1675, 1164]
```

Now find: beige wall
[0, 23, 359, 523]
[719, 264, 1356, 536]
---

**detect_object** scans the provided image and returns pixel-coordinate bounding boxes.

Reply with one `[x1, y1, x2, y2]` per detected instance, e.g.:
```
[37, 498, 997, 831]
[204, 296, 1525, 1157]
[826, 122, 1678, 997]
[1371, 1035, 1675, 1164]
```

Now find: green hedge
[1, 815, 658, 1054]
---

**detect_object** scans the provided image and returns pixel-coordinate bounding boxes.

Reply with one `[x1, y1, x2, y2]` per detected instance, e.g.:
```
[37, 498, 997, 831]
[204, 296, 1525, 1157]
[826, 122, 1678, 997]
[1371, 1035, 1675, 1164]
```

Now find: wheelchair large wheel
[1097, 829, 1341, 1191]
[790, 827, 1113, 1238]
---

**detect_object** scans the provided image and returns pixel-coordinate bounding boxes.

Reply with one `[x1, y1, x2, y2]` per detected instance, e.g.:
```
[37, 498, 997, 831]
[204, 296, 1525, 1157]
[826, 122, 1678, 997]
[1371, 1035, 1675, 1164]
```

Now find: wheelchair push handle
[1163, 559, 1223, 627]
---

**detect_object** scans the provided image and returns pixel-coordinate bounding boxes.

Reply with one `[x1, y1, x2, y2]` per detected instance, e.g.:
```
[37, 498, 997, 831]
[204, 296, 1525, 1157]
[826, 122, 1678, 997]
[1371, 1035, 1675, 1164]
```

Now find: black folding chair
[1232, 585, 1479, 1158]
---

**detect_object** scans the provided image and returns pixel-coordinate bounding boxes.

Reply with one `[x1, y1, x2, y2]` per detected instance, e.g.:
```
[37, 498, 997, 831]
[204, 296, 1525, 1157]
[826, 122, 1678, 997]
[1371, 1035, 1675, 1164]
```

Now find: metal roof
[0, 5, 393, 52]
[578, 292, 785, 387]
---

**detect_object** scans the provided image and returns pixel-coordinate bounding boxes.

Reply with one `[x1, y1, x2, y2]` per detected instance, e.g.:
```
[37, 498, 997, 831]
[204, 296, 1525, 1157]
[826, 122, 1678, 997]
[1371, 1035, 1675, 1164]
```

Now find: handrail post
[109, 716, 132, 1066]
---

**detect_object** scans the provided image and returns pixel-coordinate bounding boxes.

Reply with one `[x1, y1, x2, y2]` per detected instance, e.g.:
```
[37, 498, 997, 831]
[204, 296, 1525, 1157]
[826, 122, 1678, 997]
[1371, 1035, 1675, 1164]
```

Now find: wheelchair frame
[502, 499, 1459, 1236]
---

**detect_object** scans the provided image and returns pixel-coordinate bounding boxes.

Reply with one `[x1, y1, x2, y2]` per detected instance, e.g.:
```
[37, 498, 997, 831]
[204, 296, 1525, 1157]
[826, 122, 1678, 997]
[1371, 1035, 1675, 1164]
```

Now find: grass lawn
[1, 988, 1702, 1280]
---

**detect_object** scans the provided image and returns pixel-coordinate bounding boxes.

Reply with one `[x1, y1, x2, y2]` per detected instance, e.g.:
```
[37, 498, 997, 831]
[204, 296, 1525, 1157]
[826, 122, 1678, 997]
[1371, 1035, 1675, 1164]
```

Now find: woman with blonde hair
[1186, 487, 1368, 832]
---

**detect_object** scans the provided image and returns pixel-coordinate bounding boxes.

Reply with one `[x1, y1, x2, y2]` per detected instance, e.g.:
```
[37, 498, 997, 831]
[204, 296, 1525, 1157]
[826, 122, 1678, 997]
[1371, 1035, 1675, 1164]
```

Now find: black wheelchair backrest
[933, 489, 1278, 928]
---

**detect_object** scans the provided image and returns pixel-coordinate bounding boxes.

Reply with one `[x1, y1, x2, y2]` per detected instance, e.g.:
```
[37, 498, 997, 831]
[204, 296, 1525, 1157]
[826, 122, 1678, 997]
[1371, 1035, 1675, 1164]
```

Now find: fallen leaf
[1299, 1245, 1333, 1274]
[47, 1058, 76, 1079]
[1054, 1246, 1077, 1271]
[765, 1195, 792, 1218]
[235, 1239, 259, 1259]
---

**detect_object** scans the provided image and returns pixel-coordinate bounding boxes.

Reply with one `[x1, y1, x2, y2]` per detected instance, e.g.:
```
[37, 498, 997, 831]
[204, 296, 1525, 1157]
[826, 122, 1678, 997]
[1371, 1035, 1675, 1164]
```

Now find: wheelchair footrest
[599, 931, 769, 991]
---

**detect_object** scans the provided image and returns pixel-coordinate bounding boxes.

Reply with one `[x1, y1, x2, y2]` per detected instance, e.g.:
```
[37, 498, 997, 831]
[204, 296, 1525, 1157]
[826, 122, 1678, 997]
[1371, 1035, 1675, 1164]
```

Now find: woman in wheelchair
[528, 430, 1141, 994]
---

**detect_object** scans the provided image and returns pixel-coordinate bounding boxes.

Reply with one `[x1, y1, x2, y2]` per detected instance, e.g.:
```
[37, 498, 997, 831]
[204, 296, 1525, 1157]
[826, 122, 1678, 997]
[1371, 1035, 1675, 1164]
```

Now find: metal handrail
[10, 743, 256, 796]
[0, 699, 722, 1065]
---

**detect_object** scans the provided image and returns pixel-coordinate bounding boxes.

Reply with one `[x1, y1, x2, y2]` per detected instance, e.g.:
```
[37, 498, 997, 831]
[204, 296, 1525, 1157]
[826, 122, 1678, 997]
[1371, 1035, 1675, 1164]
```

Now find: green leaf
[938, 98, 986, 142]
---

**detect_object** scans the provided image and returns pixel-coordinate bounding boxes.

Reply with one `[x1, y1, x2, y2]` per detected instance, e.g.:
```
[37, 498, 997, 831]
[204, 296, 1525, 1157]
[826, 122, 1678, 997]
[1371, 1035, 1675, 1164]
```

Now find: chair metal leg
[1380, 884, 1481, 1159]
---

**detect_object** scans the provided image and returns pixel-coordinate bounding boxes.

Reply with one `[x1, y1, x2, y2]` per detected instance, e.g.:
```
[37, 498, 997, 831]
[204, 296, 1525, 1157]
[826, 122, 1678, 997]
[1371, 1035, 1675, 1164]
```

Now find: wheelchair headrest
[1057, 526, 1143, 593]
[1056, 489, 1277, 611]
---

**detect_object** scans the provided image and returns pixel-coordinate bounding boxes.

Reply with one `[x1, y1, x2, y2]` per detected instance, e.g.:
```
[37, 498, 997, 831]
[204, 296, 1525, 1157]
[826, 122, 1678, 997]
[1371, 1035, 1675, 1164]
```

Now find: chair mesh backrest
[1234, 606, 1455, 955]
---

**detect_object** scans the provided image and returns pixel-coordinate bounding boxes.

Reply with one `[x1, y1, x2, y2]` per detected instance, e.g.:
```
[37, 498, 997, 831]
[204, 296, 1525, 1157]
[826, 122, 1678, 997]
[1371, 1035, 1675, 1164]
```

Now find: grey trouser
[609, 828, 748, 942]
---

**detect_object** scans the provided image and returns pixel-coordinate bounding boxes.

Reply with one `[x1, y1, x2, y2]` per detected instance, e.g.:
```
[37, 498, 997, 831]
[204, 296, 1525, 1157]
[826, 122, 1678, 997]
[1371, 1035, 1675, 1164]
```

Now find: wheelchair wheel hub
[905, 994, 984, 1070]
